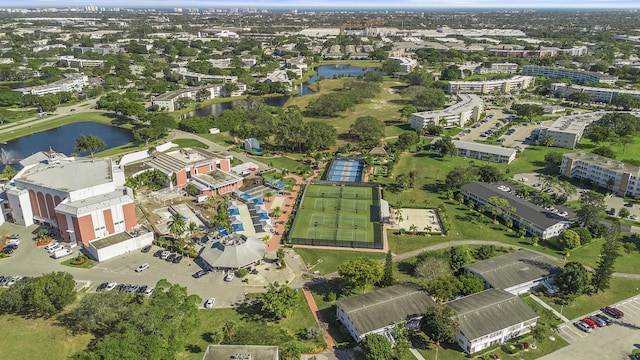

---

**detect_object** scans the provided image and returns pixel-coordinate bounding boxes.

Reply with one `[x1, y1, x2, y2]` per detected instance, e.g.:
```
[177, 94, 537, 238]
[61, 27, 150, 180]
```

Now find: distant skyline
[9, 0, 640, 9]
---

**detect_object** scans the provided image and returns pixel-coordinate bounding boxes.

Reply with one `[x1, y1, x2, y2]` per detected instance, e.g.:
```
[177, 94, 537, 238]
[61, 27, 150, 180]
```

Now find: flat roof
[564, 151, 640, 174]
[546, 111, 607, 134]
[337, 284, 435, 335]
[194, 170, 243, 189]
[463, 249, 557, 290]
[461, 182, 570, 229]
[448, 288, 539, 341]
[17, 158, 113, 192]
[413, 94, 483, 119]
[202, 345, 278, 360]
[452, 140, 517, 157]
[56, 188, 133, 216]
[89, 231, 132, 249]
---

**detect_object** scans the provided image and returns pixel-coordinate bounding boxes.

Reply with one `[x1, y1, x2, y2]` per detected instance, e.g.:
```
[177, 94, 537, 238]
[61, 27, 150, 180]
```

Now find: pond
[192, 64, 384, 117]
[0, 122, 134, 166]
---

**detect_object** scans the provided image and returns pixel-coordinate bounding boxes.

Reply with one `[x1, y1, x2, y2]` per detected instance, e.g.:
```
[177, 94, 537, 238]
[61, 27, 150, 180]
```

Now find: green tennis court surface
[289, 183, 382, 248]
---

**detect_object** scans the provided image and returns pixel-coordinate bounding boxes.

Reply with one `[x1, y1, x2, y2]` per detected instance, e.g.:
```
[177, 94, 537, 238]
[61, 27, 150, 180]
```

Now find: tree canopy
[420, 304, 459, 345]
[554, 261, 591, 296]
[0, 271, 76, 318]
[75, 134, 106, 158]
[338, 257, 384, 293]
[260, 282, 300, 320]
[348, 116, 385, 147]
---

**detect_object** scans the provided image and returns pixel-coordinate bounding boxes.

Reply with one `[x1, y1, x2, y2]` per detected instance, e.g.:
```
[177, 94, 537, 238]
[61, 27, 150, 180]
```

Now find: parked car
[160, 250, 170, 260]
[53, 248, 73, 259]
[574, 321, 592, 333]
[144, 287, 154, 296]
[47, 243, 62, 253]
[138, 285, 148, 293]
[172, 255, 183, 264]
[594, 313, 613, 325]
[204, 298, 215, 308]
[106, 282, 117, 291]
[8, 234, 19, 239]
[192, 269, 207, 278]
[224, 271, 235, 282]
[7, 239, 20, 246]
[128, 284, 140, 293]
[589, 315, 607, 327]
[166, 253, 177, 262]
[153, 249, 163, 257]
[135, 263, 150, 272]
[581, 317, 598, 329]
[3, 247, 13, 254]
[96, 282, 108, 291]
[604, 306, 624, 318]
[5, 277, 17, 286]
[0, 276, 12, 286]
[141, 245, 152, 253]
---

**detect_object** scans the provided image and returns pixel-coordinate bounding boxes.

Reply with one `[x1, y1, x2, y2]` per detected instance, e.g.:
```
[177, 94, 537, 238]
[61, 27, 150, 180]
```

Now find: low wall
[119, 142, 177, 166]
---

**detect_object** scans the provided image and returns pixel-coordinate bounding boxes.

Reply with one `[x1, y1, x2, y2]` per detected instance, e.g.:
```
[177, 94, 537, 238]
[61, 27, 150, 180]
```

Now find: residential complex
[447, 75, 534, 94]
[151, 83, 247, 111]
[523, 65, 617, 84]
[411, 94, 483, 129]
[462, 249, 557, 295]
[449, 289, 538, 354]
[550, 83, 640, 103]
[174, 67, 238, 84]
[58, 55, 105, 68]
[561, 152, 640, 197]
[537, 111, 608, 149]
[388, 56, 418, 74]
[13, 73, 88, 96]
[450, 140, 517, 164]
[146, 147, 243, 196]
[460, 182, 572, 239]
[475, 62, 519, 74]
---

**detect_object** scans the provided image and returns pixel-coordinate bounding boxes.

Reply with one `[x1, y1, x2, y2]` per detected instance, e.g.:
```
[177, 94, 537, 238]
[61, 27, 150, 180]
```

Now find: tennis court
[289, 183, 383, 249]
[326, 158, 365, 182]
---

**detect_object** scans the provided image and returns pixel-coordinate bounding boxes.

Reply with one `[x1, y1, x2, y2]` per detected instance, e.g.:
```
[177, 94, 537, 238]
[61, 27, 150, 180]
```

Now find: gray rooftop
[199, 233, 267, 269]
[461, 182, 569, 230]
[448, 288, 539, 341]
[337, 284, 435, 335]
[202, 345, 278, 360]
[89, 232, 132, 250]
[147, 148, 220, 175]
[17, 158, 113, 192]
[56, 188, 133, 216]
[463, 249, 558, 290]
[564, 151, 640, 175]
[452, 140, 517, 157]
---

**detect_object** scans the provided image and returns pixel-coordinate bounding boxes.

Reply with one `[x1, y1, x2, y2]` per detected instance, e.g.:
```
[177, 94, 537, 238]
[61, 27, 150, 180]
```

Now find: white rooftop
[452, 140, 517, 157]
[16, 158, 114, 192]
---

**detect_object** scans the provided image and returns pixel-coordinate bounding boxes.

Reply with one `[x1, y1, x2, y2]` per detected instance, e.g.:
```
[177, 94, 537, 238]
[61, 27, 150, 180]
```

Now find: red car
[581, 317, 598, 329]
[604, 306, 624, 319]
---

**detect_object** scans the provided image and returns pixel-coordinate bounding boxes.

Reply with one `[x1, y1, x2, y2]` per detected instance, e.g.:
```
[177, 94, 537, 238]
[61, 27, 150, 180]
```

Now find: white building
[474, 62, 519, 74]
[411, 94, 483, 129]
[59, 55, 105, 68]
[523, 65, 617, 84]
[447, 76, 534, 94]
[449, 289, 539, 354]
[450, 140, 517, 164]
[462, 249, 557, 295]
[559, 46, 588, 56]
[174, 67, 237, 84]
[561, 152, 640, 197]
[550, 83, 640, 104]
[151, 83, 246, 111]
[13, 73, 88, 96]
[336, 284, 435, 342]
[388, 56, 418, 74]
[537, 111, 608, 149]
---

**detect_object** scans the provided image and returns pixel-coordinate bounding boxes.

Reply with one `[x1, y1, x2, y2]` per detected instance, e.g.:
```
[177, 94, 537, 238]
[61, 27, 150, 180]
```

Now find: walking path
[302, 287, 335, 350]
[409, 348, 426, 360]
[529, 293, 571, 323]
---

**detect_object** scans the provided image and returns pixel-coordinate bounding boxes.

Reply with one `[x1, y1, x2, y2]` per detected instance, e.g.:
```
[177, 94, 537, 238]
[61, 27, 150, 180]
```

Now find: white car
[7, 239, 20, 246]
[204, 298, 215, 308]
[106, 282, 117, 291]
[224, 272, 235, 282]
[558, 211, 569, 217]
[144, 287, 154, 296]
[135, 263, 150, 272]
[45, 243, 61, 252]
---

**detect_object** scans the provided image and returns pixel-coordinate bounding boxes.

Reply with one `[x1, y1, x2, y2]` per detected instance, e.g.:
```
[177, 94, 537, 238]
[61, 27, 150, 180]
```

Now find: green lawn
[198, 132, 237, 147]
[567, 235, 640, 274]
[387, 232, 450, 254]
[536, 277, 640, 320]
[181, 293, 324, 360]
[61, 256, 98, 269]
[172, 138, 209, 149]
[293, 247, 385, 274]
[0, 314, 92, 360]
[265, 156, 311, 174]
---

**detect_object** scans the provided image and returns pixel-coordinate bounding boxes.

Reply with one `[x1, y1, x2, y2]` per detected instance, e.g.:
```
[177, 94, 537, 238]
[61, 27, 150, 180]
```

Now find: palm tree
[188, 221, 199, 238]
[264, 191, 273, 202]
[168, 213, 186, 238]
[272, 206, 283, 218]
[409, 224, 418, 235]
[394, 208, 404, 225]
[423, 225, 432, 236]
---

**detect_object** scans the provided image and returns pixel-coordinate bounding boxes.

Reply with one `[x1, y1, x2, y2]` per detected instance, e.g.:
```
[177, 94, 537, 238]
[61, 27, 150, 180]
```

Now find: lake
[0, 122, 134, 166]
[192, 64, 383, 117]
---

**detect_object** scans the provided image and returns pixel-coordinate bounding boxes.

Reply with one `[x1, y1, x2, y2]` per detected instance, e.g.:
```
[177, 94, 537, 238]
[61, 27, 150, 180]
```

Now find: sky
[9, 0, 640, 9]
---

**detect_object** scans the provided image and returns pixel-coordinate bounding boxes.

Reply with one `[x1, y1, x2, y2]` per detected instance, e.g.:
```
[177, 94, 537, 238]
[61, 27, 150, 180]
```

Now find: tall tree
[338, 257, 384, 293]
[449, 246, 472, 271]
[260, 282, 299, 320]
[360, 333, 393, 360]
[167, 212, 186, 238]
[75, 134, 106, 158]
[420, 304, 459, 346]
[349, 116, 385, 147]
[592, 223, 623, 293]
[554, 262, 591, 296]
[379, 251, 394, 287]
[576, 191, 606, 228]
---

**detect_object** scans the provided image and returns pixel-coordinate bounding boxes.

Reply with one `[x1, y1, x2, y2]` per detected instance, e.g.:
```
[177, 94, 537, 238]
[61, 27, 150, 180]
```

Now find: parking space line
[558, 324, 587, 342]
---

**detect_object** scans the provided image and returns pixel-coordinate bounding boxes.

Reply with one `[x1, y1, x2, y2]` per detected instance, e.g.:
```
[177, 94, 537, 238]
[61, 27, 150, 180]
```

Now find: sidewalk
[529, 293, 570, 323]
[302, 287, 335, 350]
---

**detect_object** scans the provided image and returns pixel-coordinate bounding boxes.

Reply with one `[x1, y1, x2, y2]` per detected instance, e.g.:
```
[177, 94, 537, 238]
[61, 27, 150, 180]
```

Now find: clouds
[17, 0, 640, 8]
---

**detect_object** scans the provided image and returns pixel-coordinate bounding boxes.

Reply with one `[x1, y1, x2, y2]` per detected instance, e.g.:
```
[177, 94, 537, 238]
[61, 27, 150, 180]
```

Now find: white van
[47, 244, 63, 253]
[45, 243, 60, 252]
[53, 248, 73, 259]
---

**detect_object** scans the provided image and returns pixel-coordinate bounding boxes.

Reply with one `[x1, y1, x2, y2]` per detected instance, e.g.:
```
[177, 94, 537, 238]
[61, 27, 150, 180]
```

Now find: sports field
[289, 183, 383, 249]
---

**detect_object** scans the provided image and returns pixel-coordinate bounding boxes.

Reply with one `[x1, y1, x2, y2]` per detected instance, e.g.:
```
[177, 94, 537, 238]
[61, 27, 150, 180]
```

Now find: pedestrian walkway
[302, 287, 335, 349]
[409, 348, 426, 360]
[529, 293, 570, 323]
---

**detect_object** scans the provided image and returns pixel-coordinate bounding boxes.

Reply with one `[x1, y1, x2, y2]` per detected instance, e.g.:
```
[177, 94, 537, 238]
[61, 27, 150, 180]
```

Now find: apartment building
[487, 47, 558, 58]
[550, 83, 640, 104]
[475, 62, 519, 74]
[537, 111, 608, 149]
[13, 73, 88, 96]
[388, 56, 418, 74]
[559, 46, 588, 56]
[460, 182, 572, 239]
[447, 76, 534, 94]
[450, 140, 517, 164]
[151, 83, 247, 111]
[523, 65, 617, 84]
[411, 94, 483, 129]
[208, 57, 256, 68]
[174, 67, 237, 84]
[71, 46, 124, 55]
[561, 152, 640, 197]
[59, 55, 105, 68]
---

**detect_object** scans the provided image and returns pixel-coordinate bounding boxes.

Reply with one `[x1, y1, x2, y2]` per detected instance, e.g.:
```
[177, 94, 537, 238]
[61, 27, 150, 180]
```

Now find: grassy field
[198, 132, 236, 147]
[536, 277, 640, 320]
[0, 314, 92, 360]
[290, 184, 381, 248]
[265, 156, 311, 173]
[293, 247, 385, 274]
[568, 236, 640, 274]
[180, 295, 324, 359]
[172, 138, 209, 149]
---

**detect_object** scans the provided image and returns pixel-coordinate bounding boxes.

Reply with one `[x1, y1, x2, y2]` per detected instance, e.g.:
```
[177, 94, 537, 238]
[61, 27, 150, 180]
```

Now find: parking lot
[541, 296, 640, 360]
